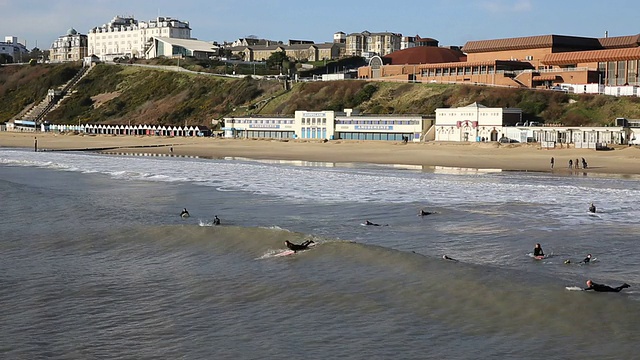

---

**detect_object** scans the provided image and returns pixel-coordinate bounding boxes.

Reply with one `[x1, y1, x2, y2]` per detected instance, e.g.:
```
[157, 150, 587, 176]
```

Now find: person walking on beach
[582, 158, 588, 169]
[575, 158, 580, 169]
[568, 159, 573, 169]
[550, 157, 554, 169]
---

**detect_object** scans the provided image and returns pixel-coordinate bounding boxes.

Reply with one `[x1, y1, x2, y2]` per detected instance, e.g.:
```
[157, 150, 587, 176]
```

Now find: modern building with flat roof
[223, 109, 432, 141]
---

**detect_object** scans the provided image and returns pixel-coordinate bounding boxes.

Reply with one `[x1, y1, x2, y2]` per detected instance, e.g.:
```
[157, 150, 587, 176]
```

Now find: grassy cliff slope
[2, 63, 640, 127]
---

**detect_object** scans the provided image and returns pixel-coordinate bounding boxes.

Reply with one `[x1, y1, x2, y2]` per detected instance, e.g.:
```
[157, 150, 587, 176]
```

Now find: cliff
[1, 62, 640, 127]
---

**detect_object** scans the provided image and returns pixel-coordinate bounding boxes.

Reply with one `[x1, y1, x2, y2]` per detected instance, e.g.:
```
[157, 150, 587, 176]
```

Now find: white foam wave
[3, 149, 640, 225]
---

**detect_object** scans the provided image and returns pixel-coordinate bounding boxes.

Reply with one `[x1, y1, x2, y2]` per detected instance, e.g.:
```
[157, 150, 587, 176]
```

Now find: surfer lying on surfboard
[584, 280, 630, 292]
[285, 240, 315, 252]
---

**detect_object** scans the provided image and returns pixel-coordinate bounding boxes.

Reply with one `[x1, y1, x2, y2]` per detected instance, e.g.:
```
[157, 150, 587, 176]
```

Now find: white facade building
[0, 36, 29, 63]
[223, 109, 428, 141]
[88, 16, 191, 60]
[435, 102, 522, 142]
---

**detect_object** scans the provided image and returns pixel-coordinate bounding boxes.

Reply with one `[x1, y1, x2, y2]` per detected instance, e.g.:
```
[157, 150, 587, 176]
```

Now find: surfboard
[534, 255, 545, 260]
[565, 286, 584, 291]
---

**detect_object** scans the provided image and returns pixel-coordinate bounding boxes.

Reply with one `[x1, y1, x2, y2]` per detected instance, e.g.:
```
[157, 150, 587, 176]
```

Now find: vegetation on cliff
[1, 62, 639, 127]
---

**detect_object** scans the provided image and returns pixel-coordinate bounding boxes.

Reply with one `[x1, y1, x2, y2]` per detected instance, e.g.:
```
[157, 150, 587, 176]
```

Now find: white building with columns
[435, 102, 522, 142]
[88, 16, 191, 60]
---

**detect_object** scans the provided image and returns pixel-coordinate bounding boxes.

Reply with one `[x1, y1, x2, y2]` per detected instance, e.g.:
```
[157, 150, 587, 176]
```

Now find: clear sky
[3, 0, 640, 50]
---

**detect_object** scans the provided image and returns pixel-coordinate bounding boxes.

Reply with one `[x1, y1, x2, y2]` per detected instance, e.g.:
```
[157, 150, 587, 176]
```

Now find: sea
[1, 148, 639, 359]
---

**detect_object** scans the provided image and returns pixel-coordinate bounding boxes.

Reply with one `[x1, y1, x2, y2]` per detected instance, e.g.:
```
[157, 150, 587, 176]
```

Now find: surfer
[365, 220, 381, 226]
[584, 280, 630, 292]
[589, 203, 596, 213]
[180, 208, 190, 218]
[213, 215, 221, 225]
[285, 240, 315, 252]
[443, 255, 458, 262]
[533, 243, 544, 257]
[418, 209, 434, 216]
[580, 254, 592, 264]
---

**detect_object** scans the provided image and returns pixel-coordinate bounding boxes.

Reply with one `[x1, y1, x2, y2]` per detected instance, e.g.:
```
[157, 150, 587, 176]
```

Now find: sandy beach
[2, 131, 640, 175]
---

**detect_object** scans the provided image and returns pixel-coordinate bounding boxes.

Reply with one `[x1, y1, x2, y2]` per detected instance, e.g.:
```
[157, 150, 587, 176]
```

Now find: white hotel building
[88, 16, 191, 60]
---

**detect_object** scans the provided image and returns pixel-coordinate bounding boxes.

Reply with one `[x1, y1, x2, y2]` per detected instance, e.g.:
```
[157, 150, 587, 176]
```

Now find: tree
[266, 50, 289, 70]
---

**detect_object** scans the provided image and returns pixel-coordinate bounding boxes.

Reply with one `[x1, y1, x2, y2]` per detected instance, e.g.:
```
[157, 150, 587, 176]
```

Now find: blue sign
[249, 124, 280, 129]
[354, 125, 393, 130]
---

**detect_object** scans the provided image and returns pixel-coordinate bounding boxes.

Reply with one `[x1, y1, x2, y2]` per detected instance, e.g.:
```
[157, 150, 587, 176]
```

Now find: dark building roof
[383, 46, 465, 65]
[463, 34, 603, 53]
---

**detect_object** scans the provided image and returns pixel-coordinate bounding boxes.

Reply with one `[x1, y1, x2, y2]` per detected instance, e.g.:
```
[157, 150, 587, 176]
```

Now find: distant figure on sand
[589, 203, 596, 213]
[534, 243, 544, 257]
[550, 157, 554, 169]
[568, 159, 573, 169]
[584, 280, 630, 292]
[418, 209, 434, 216]
[180, 208, 190, 218]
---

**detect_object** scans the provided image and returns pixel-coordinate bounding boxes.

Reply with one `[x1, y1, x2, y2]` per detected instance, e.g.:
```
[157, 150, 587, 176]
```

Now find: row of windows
[234, 119, 293, 124]
[421, 66, 496, 77]
[301, 118, 327, 125]
[237, 130, 294, 139]
[337, 132, 411, 141]
[335, 120, 419, 125]
[440, 112, 500, 116]
[601, 60, 640, 86]
[300, 128, 328, 139]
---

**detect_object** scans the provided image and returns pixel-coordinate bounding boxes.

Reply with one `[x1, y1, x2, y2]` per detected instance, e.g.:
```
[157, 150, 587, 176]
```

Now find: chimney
[605, 31, 608, 38]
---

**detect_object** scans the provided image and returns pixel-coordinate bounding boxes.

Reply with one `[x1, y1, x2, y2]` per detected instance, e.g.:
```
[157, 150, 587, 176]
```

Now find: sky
[2, 0, 640, 50]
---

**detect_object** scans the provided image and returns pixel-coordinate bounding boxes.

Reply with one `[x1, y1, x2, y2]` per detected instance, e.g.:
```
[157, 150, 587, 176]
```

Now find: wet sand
[2, 132, 640, 175]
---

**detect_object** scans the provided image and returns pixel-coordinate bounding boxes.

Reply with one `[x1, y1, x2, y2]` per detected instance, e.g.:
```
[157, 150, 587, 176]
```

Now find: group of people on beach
[550, 157, 588, 170]
[534, 241, 630, 293]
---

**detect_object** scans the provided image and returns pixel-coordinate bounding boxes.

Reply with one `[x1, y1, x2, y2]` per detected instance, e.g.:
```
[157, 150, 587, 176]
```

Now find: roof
[542, 47, 640, 65]
[383, 46, 465, 65]
[532, 74, 558, 81]
[154, 37, 218, 52]
[463, 34, 602, 53]
[598, 34, 640, 49]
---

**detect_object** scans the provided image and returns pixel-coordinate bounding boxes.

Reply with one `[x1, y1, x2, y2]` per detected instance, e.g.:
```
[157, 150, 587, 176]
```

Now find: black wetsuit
[581, 256, 591, 264]
[584, 282, 630, 292]
[213, 216, 220, 225]
[365, 221, 381, 226]
[180, 210, 190, 217]
[419, 210, 434, 216]
[534, 248, 544, 257]
[286, 240, 314, 252]
[589, 205, 596, 213]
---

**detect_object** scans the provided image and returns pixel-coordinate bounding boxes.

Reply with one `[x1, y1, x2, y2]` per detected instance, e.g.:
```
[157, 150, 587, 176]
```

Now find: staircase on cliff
[12, 64, 94, 127]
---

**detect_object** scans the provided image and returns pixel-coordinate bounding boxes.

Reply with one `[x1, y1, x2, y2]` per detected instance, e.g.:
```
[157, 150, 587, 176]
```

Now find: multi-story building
[88, 15, 191, 60]
[345, 31, 402, 58]
[50, 28, 88, 63]
[0, 36, 29, 63]
[358, 33, 640, 91]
